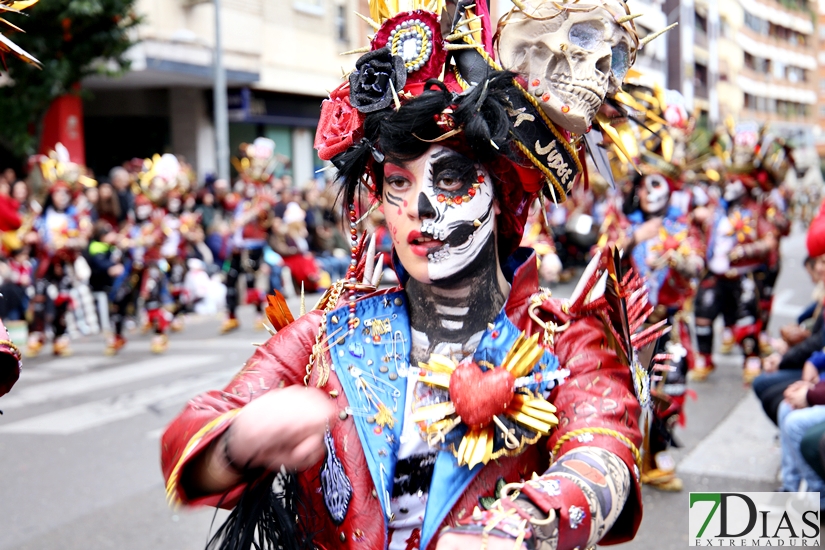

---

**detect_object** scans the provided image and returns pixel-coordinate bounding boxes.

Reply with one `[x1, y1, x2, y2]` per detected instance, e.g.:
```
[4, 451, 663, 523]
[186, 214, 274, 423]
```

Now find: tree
[0, 0, 140, 160]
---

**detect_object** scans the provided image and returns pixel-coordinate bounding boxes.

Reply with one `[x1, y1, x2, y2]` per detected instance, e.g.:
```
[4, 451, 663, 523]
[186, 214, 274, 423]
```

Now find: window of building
[293, 0, 323, 16]
[335, 4, 348, 42]
[819, 104, 825, 117]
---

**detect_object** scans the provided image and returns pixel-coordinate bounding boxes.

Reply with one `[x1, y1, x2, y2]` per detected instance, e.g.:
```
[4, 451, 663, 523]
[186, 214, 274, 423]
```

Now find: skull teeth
[427, 245, 451, 263]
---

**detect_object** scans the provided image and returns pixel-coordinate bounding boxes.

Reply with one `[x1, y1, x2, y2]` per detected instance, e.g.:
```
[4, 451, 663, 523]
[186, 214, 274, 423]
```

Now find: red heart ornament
[450, 363, 516, 429]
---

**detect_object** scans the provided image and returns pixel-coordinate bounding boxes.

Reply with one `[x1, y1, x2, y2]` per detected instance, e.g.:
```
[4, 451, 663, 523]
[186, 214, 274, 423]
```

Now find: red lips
[407, 230, 443, 257]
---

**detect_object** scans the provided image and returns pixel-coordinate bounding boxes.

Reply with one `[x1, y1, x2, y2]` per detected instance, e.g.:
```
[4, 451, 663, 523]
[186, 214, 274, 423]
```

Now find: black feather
[206, 472, 313, 550]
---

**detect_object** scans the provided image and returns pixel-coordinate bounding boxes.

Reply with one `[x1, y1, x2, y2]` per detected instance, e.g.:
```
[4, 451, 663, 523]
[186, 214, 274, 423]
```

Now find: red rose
[314, 84, 364, 161]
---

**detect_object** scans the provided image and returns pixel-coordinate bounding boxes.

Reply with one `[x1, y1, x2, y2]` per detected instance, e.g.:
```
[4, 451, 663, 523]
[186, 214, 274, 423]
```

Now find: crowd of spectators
[0, 162, 392, 348]
[754, 203, 825, 506]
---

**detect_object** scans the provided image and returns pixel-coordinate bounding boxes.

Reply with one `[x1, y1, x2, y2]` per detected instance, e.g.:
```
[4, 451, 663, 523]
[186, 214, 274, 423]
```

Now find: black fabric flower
[349, 47, 407, 114]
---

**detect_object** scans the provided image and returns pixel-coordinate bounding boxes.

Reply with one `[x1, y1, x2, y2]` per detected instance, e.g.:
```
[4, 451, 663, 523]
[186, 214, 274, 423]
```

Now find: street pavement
[0, 227, 815, 550]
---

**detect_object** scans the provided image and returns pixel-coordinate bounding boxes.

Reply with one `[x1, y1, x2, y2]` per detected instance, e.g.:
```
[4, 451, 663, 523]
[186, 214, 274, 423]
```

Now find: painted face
[382, 145, 496, 284]
[51, 188, 70, 211]
[638, 174, 669, 214]
[724, 179, 746, 203]
[136, 203, 153, 221]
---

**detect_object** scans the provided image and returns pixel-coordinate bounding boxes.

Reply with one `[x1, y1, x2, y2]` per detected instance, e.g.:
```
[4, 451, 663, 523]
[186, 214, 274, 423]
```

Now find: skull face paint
[724, 179, 746, 203]
[382, 145, 495, 284]
[639, 174, 670, 214]
[497, 0, 637, 134]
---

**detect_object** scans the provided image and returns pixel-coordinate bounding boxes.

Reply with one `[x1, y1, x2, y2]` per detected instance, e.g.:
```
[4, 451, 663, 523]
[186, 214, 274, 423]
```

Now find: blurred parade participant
[136, 154, 194, 353]
[693, 126, 792, 382]
[26, 145, 94, 357]
[221, 138, 279, 333]
[161, 2, 673, 549]
[624, 168, 704, 490]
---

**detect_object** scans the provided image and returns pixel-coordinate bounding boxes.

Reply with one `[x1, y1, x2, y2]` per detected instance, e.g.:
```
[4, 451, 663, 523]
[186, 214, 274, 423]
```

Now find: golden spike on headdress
[445, 28, 479, 42]
[355, 11, 381, 31]
[455, 14, 483, 28]
[616, 13, 643, 24]
[300, 283, 306, 316]
[389, 79, 401, 111]
[639, 22, 677, 48]
[0, 17, 25, 33]
[445, 43, 481, 51]
[340, 46, 371, 56]
[369, 0, 445, 23]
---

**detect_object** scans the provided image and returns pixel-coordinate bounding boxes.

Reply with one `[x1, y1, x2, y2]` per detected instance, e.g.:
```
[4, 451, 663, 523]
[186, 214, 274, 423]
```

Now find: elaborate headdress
[316, 0, 672, 256]
[35, 142, 97, 194]
[231, 137, 282, 185]
[136, 153, 193, 205]
[730, 123, 794, 190]
[0, 0, 41, 67]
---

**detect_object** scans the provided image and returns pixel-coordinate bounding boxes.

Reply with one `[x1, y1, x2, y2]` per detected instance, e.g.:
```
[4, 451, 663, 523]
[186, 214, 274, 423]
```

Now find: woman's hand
[229, 386, 338, 472]
[802, 361, 819, 384]
[436, 532, 526, 550]
[762, 353, 782, 373]
[784, 381, 813, 409]
[631, 218, 662, 246]
[186, 386, 337, 496]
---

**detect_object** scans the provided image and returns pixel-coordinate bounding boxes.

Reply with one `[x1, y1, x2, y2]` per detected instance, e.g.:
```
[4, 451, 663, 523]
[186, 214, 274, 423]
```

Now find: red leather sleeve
[160, 310, 323, 508]
[547, 314, 643, 545]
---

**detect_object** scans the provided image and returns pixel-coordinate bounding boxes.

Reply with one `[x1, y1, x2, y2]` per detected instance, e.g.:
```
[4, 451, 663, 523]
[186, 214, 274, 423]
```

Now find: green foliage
[0, 0, 141, 159]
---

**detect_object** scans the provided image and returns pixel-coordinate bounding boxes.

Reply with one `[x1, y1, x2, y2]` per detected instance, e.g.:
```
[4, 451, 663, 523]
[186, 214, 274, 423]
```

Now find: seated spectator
[778, 354, 825, 507]
[755, 234, 825, 424]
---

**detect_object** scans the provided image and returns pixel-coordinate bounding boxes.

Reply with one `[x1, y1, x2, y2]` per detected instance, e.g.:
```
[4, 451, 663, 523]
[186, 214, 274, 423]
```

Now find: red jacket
[161, 252, 644, 549]
[0, 196, 21, 232]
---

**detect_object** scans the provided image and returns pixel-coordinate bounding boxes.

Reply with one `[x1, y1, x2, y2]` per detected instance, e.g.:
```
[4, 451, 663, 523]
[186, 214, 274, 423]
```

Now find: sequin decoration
[568, 504, 586, 530]
[320, 430, 352, 525]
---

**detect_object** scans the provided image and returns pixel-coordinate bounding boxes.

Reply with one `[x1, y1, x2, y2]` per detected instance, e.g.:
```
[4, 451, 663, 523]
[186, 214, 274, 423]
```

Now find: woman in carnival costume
[692, 126, 792, 383]
[221, 138, 280, 334]
[26, 145, 96, 357]
[161, 1, 672, 549]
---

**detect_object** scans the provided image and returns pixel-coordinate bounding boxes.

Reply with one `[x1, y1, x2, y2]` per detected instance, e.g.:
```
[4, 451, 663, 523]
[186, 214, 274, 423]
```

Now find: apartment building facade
[81, 0, 368, 184]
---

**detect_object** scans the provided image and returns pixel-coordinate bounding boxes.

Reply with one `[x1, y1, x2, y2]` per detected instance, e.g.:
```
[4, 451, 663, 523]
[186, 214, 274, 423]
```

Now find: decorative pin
[349, 342, 365, 358]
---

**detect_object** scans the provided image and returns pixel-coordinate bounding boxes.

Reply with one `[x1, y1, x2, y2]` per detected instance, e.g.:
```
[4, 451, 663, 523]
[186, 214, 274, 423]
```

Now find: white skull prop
[497, 0, 638, 134]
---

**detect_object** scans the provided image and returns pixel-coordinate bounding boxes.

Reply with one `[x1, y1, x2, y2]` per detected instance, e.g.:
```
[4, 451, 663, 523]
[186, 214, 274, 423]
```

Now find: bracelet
[551, 427, 642, 470]
[0, 340, 22, 360]
[221, 425, 246, 476]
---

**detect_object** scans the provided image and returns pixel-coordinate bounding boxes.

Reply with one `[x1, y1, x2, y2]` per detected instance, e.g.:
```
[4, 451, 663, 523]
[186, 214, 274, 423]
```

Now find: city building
[80, 0, 369, 184]
[667, 0, 820, 182]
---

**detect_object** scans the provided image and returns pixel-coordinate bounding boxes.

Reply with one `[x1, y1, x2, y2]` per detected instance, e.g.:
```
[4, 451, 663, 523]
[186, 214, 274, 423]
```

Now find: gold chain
[304, 281, 345, 387]
[0, 340, 21, 359]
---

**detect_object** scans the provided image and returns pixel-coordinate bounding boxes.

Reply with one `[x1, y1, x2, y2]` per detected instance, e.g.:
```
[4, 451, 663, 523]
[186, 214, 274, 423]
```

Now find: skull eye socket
[568, 21, 604, 51]
[610, 42, 630, 81]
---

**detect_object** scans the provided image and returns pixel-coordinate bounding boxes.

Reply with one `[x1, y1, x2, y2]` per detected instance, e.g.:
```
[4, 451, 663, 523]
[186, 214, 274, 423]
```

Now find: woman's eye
[386, 177, 411, 190]
[437, 176, 463, 192]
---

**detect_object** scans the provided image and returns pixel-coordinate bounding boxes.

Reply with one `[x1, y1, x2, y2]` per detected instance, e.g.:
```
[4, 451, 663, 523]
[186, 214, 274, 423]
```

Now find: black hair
[333, 71, 522, 208]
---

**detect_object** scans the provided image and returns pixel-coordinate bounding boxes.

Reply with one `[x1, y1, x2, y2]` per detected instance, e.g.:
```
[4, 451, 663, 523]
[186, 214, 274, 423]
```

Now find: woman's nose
[416, 192, 436, 220]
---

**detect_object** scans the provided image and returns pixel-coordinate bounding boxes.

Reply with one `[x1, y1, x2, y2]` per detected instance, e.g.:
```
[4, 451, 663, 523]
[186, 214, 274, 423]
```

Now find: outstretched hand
[229, 386, 338, 472]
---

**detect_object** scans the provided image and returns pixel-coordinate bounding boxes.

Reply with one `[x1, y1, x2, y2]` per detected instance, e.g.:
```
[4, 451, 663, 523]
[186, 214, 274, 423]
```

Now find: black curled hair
[333, 70, 523, 208]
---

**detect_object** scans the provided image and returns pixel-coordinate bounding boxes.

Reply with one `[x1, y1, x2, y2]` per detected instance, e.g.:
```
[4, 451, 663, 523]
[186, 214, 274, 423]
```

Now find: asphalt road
[0, 227, 814, 550]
